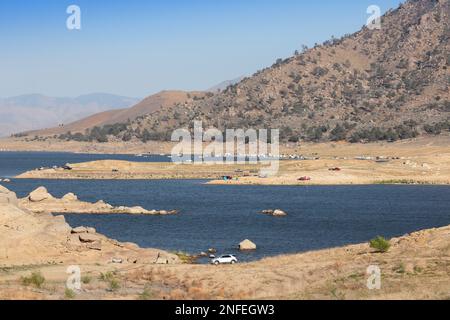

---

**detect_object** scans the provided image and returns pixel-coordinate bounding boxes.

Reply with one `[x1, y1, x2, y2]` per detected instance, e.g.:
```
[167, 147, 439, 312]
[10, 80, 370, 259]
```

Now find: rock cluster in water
[261, 209, 287, 217]
[22, 186, 178, 215]
[0, 184, 179, 266]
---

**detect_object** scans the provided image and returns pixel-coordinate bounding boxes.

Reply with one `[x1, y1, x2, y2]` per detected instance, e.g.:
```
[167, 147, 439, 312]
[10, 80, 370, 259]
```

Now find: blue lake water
[1, 152, 450, 262]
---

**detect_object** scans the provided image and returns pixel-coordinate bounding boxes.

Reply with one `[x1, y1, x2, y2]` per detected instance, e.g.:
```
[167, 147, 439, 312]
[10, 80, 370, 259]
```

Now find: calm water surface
[1, 152, 449, 262]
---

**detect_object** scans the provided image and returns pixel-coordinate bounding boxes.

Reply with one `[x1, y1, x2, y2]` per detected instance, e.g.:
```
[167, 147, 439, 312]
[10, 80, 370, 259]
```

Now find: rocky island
[18, 186, 178, 215]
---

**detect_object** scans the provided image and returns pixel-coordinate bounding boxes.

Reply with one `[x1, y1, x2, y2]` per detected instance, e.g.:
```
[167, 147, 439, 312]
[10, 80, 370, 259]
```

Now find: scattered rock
[79, 233, 101, 243]
[87, 227, 96, 234]
[239, 239, 257, 251]
[123, 242, 139, 250]
[28, 186, 53, 202]
[111, 258, 123, 264]
[21, 191, 176, 216]
[87, 241, 102, 251]
[95, 200, 113, 209]
[128, 206, 149, 214]
[262, 209, 287, 217]
[208, 248, 217, 254]
[0, 185, 18, 206]
[0, 184, 181, 267]
[71, 226, 88, 234]
[273, 209, 287, 216]
[62, 193, 78, 201]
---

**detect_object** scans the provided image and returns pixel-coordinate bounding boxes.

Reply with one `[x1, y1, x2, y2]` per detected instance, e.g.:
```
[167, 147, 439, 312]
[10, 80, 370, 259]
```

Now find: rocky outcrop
[20, 187, 178, 215]
[0, 185, 179, 266]
[0, 185, 18, 206]
[239, 239, 257, 251]
[28, 186, 53, 202]
[62, 193, 78, 201]
[71, 226, 96, 234]
[261, 209, 287, 217]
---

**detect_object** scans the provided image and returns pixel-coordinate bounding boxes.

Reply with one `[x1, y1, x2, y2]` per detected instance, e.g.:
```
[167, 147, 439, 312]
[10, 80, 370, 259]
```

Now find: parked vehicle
[298, 176, 311, 181]
[329, 167, 341, 171]
[211, 254, 238, 265]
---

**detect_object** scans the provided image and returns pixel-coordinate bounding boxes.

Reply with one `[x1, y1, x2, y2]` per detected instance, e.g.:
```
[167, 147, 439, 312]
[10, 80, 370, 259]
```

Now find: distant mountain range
[0, 93, 140, 137]
[25, 78, 242, 137]
[29, 91, 206, 136]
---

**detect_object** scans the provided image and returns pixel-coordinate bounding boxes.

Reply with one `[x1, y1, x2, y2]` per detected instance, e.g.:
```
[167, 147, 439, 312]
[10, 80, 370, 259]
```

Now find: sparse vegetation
[99, 271, 120, 291]
[138, 287, 153, 300]
[370, 236, 391, 253]
[81, 275, 92, 284]
[64, 288, 76, 299]
[21, 271, 45, 288]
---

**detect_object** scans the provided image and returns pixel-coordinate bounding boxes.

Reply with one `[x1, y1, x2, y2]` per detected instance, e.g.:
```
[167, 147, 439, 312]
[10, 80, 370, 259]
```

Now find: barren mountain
[1, 93, 139, 137]
[30, 91, 205, 136]
[33, 0, 450, 144]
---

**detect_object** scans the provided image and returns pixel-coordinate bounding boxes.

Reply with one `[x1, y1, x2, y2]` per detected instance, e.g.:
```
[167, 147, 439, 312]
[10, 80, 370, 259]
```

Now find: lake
[1, 152, 450, 262]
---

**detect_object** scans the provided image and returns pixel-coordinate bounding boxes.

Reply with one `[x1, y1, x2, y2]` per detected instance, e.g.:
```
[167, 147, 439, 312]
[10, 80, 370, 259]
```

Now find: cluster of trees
[349, 124, 418, 143]
[59, 122, 177, 143]
[423, 121, 450, 135]
[59, 123, 127, 143]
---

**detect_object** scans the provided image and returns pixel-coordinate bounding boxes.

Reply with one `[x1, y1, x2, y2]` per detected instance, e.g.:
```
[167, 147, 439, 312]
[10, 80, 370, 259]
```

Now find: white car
[211, 254, 238, 265]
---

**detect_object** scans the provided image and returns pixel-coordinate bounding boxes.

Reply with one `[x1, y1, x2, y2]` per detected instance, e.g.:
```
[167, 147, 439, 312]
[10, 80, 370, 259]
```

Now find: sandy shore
[0, 138, 177, 155]
[14, 135, 450, 185]
[16, 160, 263, 180]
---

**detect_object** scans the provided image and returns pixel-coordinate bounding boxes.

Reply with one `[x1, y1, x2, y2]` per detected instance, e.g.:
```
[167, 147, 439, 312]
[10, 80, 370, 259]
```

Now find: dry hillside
[126, 0, 449, 143]
[26, 0, 450, 144]
[29, 91, 206, 137]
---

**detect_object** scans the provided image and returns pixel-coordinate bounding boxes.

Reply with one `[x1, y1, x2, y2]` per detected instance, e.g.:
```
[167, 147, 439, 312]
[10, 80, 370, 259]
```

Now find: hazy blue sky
[0, 0, 402, 98]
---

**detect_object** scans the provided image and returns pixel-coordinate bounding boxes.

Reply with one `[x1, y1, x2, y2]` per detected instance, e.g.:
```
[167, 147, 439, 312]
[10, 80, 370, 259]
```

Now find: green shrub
[65, 288, 76, 299]
[138, 288, 153, 300]
[108, 279, 120, 291]
[369, 236, 391, 253]
[21, 271, 45, 288]
[330, 124, 347, 141]
[99, 271, 114, 282]
[81, 275, 92, 284]
[99, 271, 120, 291]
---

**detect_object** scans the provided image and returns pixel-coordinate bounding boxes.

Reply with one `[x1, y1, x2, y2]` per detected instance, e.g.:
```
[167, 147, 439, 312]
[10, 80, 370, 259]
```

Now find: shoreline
[5, 135, 450, 186]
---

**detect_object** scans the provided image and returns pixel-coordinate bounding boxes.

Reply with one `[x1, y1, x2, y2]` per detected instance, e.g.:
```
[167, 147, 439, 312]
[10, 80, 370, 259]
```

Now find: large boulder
[29, 187, 53, 202]
[261, 209, 287, 217]
[79, 233, 101, 243]
[128, 206, 148, 214]
[273, 209, 287, 217]
[62, 193, 78, 202]
[239, 239, 257, 251]
[0, 185, 18, 206]
[72, 226, 96, 234]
